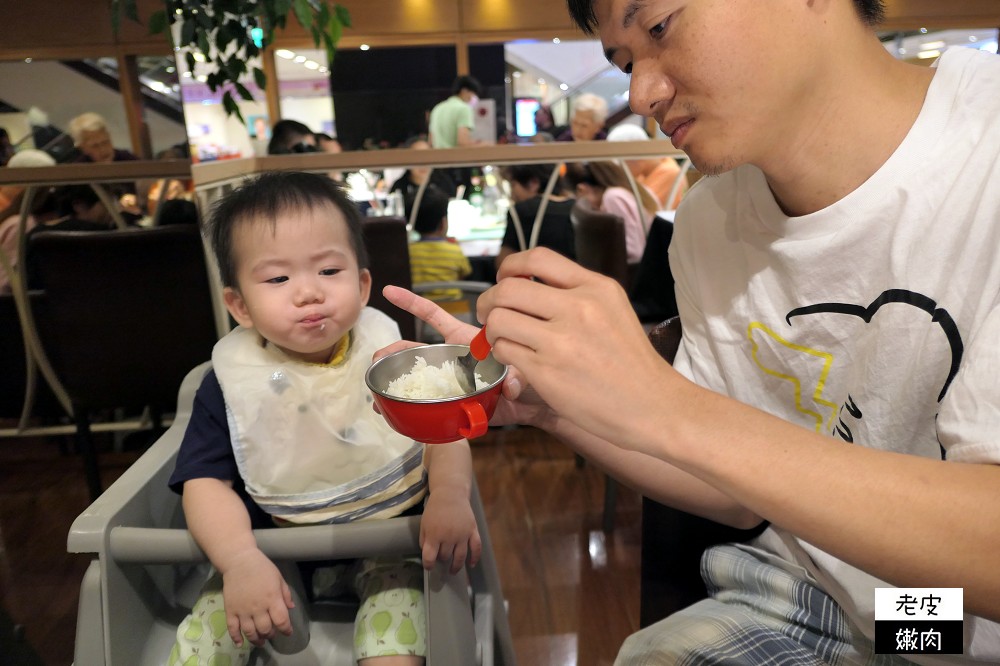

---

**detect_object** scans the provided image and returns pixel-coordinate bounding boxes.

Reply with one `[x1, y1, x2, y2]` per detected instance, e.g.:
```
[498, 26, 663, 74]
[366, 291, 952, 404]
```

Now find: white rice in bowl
[386, 356, 487, 399]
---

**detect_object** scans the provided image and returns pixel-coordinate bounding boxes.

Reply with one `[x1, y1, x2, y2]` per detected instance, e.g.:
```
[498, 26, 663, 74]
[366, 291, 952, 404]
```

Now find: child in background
[405, 187, 472, 303]
[167, 171, 481, 665]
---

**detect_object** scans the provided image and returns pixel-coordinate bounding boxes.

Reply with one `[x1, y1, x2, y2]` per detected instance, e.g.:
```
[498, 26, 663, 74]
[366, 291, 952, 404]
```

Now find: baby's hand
[420, 487, 482, 574]
[220, 549, 294, 647]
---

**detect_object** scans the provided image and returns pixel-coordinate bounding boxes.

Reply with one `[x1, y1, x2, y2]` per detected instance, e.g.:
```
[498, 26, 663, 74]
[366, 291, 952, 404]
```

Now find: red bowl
[366, 344, 507, 444]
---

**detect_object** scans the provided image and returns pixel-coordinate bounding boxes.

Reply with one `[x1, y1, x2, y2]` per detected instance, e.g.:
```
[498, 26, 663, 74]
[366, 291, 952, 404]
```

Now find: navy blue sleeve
[168, 369, 239, 495]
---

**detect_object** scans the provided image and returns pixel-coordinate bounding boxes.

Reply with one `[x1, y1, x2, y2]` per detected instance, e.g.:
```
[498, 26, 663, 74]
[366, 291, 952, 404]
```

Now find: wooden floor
[0, 424, 642, 665]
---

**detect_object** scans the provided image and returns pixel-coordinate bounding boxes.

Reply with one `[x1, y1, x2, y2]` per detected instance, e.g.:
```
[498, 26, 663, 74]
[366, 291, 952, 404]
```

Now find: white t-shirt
[670, 47, 1000, 662]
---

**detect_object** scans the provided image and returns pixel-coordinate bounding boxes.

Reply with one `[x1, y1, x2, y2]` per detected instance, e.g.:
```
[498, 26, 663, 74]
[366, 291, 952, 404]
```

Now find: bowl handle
[458, 401, 488, 439]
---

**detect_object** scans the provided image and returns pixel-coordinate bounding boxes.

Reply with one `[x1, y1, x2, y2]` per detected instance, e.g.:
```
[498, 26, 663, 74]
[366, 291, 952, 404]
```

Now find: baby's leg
[351, 556, 426, 665]
[166, 573, 255, 666]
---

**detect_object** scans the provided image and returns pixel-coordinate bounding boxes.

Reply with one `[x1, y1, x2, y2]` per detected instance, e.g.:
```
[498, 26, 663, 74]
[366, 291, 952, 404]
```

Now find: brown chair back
[362, 216, 416, 340]
[570, 201, 629, 290]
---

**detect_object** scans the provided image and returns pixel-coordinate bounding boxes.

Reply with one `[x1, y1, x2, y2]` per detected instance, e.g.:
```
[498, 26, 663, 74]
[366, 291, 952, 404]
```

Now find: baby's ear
[223, 287, 254, 328]
[358, 268, 372, 306]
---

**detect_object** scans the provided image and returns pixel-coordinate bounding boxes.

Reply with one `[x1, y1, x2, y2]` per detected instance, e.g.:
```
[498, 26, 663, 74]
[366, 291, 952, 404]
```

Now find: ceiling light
[919, 27, 928, 34]
[917, 49, 941, 60]
[920, 40, 946, 50]
[360, 44, 370, 51]
[293, 55, 306, 63]
[512, 71, 521, 78]
[559, 83, 569, 91]
[193, 52, 206, 62]
[166, 66, 176, 73]
[304, 60, 319, 70]
[24, 57, 32, 63]
[275, 49, 295, 59]
[552, 38, 561, 44]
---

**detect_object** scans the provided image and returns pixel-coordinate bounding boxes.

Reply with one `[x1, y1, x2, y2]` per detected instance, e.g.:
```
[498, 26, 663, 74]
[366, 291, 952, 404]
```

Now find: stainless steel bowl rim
[365, 343, 508, 403]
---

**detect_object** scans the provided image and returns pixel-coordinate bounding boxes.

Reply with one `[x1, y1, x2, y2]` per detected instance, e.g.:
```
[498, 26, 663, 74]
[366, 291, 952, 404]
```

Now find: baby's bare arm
[182, 478, 293, 647]
[421, 441, 482, 573]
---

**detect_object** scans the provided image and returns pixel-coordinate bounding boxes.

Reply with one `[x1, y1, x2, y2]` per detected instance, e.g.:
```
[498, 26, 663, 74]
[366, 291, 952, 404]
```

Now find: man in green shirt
[428, 75, 483, 149]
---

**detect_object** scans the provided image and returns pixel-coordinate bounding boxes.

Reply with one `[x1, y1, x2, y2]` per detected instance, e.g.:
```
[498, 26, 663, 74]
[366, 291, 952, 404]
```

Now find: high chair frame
[68, 361, 516, 665]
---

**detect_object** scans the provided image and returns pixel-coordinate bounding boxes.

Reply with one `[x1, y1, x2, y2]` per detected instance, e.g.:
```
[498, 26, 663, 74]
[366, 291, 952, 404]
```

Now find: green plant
[111, 0, 350, 123]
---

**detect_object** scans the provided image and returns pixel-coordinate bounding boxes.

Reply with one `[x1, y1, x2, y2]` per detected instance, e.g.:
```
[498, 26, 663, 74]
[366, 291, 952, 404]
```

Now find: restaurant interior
[2, 1, 999, 664]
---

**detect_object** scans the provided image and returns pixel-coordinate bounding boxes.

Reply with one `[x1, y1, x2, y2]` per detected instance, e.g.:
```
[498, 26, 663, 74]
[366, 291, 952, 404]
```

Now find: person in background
[606, 123, 687, 210]
[166, 171, 480, 665]
[0, 149, 58, 293]
[563, 160, 658, 265]
[266, 119, 317, 155]
[0, 128, 15, 167]
[405, 187, 471, 303]
[428, 75, 483, 149]
[24, 184, 117, 289]
[389, 137, 458, 200]
[556, 93, 609, 142]
[66, 112, 142, 222]
[67, 112, 137, 164]
[496, 163, 576, 270]
[384, 0, 1000, 662]
[314, 132, 345, 182]
[533, 105, 567, 141]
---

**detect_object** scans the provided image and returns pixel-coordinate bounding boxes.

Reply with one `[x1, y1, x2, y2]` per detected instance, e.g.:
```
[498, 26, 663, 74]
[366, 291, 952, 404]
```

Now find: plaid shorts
[617, 544, 910, 665]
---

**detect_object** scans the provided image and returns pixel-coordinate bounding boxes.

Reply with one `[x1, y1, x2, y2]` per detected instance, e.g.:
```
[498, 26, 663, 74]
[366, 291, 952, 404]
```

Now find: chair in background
[362, 216, 416, 340]
[23, 225, 220, 501]
[69, 362, 517, 665]
[412, 280, 492, 343]
[570, 201, 630, 291]
[640, 317, 767, 627]
[569, 201, 630, 532]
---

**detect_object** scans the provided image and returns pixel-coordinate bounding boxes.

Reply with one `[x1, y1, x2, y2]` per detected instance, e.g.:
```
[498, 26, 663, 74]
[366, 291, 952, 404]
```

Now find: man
[427, 75, 482, 149]
[386, 0, 1000, 663]
[556, 92, 609, 141]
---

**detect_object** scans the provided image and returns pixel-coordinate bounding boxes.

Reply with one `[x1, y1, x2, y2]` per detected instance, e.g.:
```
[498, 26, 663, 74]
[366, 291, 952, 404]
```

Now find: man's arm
[455, 126, 479, 147]
[484, 248, 1000, 622]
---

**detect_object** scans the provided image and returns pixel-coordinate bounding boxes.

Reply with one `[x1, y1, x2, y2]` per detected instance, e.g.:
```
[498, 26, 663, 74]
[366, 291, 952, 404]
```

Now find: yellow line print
[747, 322, 838, 432]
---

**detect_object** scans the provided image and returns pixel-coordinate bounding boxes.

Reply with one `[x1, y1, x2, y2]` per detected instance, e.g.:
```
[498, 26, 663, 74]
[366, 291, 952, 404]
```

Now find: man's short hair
[67, 113, 109, 145]
[452, 75, 482, 98]
[207, 171, 369, 289]
[502, 163, 560, 190]
[566, 0, 885, 34]
[267, 119, 316, 155]
[573, 93, 609, 124]
[405, 186, 450, 236]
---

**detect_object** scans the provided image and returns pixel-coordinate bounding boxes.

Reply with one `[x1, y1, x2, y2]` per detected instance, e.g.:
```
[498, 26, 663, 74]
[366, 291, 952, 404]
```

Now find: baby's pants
[166, 557, 425, 665]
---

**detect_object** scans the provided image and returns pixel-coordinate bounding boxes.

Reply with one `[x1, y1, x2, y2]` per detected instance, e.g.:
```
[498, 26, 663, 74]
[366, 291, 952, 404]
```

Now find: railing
[1, 141, 689, 437]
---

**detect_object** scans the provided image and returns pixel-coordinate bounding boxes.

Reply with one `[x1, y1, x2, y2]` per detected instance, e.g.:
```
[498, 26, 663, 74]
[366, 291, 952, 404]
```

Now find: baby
[167, 171, 481, 665]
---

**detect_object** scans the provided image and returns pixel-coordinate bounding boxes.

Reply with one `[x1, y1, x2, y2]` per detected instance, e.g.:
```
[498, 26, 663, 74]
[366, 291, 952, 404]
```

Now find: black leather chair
[24, 225, 220, 500]
[641, 317, 768, 627]
[0, 292, 65, 428]
[570, 201, 630, 290]
[569, 201, 633, 531]
[361, 216, 416, 340]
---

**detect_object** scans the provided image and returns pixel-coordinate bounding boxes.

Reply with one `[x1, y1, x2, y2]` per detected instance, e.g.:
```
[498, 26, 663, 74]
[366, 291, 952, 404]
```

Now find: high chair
[68, 361, 516, 665]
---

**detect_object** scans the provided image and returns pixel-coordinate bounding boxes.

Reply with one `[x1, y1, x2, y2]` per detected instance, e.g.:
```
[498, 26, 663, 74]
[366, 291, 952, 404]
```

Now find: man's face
[77, 129, 115, 163]
[594, 0, 811, 175]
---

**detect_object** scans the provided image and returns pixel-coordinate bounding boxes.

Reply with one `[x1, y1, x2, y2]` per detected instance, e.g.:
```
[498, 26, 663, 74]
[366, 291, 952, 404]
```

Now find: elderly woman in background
[564, 161, 658, 265]
[557, 93, 609, 142]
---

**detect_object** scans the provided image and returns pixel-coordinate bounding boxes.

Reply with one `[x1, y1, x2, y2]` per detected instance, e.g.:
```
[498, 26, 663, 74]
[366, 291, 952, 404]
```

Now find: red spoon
[455, 326, 491, 393]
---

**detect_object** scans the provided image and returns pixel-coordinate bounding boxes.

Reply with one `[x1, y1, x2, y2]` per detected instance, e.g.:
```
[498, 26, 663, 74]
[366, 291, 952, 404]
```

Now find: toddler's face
[224, 204, 371, 364]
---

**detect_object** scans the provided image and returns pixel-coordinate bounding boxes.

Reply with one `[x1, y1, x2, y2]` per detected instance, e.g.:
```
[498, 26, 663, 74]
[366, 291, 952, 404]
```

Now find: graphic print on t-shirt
[748, 289, 963, 449]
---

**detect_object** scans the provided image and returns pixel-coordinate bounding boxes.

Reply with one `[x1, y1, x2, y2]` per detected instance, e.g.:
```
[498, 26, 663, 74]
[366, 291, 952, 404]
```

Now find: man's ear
[223, 286, 254, 328]
[359, 268, 372, 307]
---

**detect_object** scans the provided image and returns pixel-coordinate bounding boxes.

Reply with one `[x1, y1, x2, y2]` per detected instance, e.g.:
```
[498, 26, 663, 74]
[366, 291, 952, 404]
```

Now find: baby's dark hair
[566, 0, 885, 34]
[207, 171, 369, 289]
[405, 186, 450, 236]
